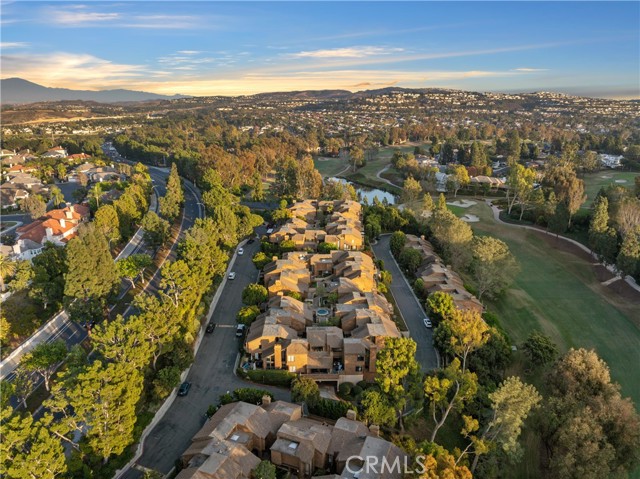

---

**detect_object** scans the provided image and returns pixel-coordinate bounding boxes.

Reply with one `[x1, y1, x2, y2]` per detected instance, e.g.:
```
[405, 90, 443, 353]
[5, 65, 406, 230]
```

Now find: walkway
[486, 200, 640, 293]
[376, 164, 402, 188]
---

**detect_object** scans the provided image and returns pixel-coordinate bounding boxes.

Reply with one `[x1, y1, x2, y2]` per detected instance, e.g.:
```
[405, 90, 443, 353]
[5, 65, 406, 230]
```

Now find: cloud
[109, 68, 527, 97]
[49, 8, 120, 25]
[512, 68, 548, 72]
[43, 6, 203, 29]
[177, 50, 202, 55]
[121, 15, 201, 29]
[1, 52, 149, 89]
[289, 46, 404, 59]
[1, 42, 28, 49]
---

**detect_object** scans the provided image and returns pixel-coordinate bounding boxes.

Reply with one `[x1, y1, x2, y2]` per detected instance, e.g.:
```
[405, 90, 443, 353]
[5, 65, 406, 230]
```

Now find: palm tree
[91, 183, 102, 208]
[0, 255, 16, 292]
[50, 185, 65, 208]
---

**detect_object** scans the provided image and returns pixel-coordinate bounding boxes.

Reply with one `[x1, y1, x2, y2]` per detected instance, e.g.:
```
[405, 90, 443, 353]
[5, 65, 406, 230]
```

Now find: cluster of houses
[0, 147, 122, 210]
[0, 149, 46, 209]
[1, 204, 91, 260]
[177, 395, 407, 479]
[404, 234, 484, 313]
[246, 200, 404, 385]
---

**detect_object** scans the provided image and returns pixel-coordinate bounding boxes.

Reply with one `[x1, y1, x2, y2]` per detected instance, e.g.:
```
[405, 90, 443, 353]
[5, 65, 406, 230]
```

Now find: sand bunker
[615, 179, 627, 183]
[447, 200, 477, 208]
[600, 175, 613, 179]
[461, 214, 480, 223]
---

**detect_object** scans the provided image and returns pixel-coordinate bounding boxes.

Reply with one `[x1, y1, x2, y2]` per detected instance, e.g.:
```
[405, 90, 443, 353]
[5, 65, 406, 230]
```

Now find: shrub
[233, 387, 274, 405]
[242, 284, 268, 305]
[338, 382, 354, 398]
[237, 305, 260, 325]
[244, 369, 296, 387]
[309, 398, 351, 420]
[252, 251, 272, 270]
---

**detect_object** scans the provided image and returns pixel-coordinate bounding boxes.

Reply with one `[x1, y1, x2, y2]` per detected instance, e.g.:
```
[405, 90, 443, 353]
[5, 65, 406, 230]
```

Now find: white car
[423, 318, 432, 329]
[228, 272, 236, 280]
[238, 248, 244, 255]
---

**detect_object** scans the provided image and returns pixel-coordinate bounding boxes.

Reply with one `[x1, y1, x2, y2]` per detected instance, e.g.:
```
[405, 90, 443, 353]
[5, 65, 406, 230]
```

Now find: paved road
[127, 229, 290, 477]
[372, 235, 439, 371]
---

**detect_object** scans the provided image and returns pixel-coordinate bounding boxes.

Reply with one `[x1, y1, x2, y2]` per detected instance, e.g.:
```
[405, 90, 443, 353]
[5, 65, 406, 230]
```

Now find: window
[289, 366, 296, 372]
[357, 355, 365, 362]
[287, 355, 295, 362]
[355, 366, 363, 372]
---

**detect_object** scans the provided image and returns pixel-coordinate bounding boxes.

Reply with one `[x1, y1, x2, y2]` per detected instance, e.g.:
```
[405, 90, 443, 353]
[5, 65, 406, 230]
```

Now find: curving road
[122, 227, 290, 478]
[372, 234, 439, 371]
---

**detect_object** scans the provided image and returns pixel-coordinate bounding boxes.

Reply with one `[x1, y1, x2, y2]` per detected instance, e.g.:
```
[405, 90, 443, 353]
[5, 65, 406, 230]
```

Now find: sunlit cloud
[1, 52, 149, 89]
[289, 46, 404, 59]
[49, 8, 120, 25]
[512, 68, 548, 72]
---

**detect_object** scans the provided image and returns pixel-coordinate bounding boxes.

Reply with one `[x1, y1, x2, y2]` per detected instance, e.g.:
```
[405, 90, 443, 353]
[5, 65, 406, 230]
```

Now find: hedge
[243, 369, 296, 387]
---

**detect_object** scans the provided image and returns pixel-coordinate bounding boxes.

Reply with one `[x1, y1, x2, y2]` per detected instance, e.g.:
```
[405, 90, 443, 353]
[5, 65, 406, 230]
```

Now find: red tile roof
[16, 204, 89, 244]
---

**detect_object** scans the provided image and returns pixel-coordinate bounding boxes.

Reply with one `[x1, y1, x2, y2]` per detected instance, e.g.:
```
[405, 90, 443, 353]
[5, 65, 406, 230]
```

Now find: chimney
[274, 344, 282, 369]
[45, 227, 54, 240]
[262, 395, 272, 406]
[346, 409, 357, 421]
[60, 218, 66, 229]
[70, 205, 75, 213]
[66, 210, 73, 219]
[369, 425, 380, 437]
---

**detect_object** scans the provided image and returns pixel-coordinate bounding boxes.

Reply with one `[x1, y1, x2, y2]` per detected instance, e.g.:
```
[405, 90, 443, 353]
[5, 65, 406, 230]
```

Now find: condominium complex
[247, 200, 404, 385]
[177, 396, 407, 479]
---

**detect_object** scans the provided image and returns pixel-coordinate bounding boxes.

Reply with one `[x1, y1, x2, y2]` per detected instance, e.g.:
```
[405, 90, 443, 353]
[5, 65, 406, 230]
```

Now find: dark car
[206, 322, 216, 334]
[236, 324, 246, 338]
[178, 381, 191, 396]
[247, 238, 255, 244]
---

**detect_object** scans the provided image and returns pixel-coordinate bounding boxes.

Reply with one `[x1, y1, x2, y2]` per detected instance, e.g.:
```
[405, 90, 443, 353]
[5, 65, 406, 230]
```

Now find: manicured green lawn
[313, 156, 349, 177]
[460, 201, 640, 407]
[581, 170, 639, 209]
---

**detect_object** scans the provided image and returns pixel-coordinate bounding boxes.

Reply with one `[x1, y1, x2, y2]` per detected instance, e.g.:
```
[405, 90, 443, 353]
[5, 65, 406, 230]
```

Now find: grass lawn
[314, 156, 350, 177]
[581, 170, 639, 209]
[458, 200, 640, 408]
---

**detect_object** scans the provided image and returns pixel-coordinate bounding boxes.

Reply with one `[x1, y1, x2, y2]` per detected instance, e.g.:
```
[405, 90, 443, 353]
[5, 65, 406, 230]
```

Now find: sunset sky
[2, 1, 639, 98]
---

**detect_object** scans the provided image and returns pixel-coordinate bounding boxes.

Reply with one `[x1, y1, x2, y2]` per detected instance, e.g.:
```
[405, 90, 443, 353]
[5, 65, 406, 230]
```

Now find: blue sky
[1, 1, 638, 98]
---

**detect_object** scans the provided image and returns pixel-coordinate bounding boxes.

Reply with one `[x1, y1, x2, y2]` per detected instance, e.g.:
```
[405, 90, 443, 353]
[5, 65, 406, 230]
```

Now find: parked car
[178, 382, 191, 396]
[423, 318, 433, 329]
[228, 272, 236, 280]
[247, 238, 255, 244]
[205, 322, 216, 334]
[238, 248, 244, 255]
[236, 324, 246, 338]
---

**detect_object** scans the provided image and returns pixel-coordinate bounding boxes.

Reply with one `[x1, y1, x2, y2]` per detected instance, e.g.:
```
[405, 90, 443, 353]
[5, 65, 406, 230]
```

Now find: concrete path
[486, 200, 640, 293]
[376, 164, 402, 188]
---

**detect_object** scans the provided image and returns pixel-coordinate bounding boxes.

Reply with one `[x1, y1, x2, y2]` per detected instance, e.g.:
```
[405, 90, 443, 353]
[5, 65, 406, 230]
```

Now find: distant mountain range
[0, 78, 189, 104]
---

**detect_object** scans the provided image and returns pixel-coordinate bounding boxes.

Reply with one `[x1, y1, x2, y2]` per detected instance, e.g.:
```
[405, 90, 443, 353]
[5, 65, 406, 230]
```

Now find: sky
[1, 1, 639, 99]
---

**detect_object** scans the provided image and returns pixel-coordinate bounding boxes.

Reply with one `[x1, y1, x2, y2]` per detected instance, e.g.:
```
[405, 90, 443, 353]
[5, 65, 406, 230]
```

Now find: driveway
[372, 235, 439, 371]
[127, 232, 290, 477]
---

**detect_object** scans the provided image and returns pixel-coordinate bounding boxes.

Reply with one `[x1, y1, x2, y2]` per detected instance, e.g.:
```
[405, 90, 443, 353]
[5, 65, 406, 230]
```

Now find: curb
[114, 238, 247, 479]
